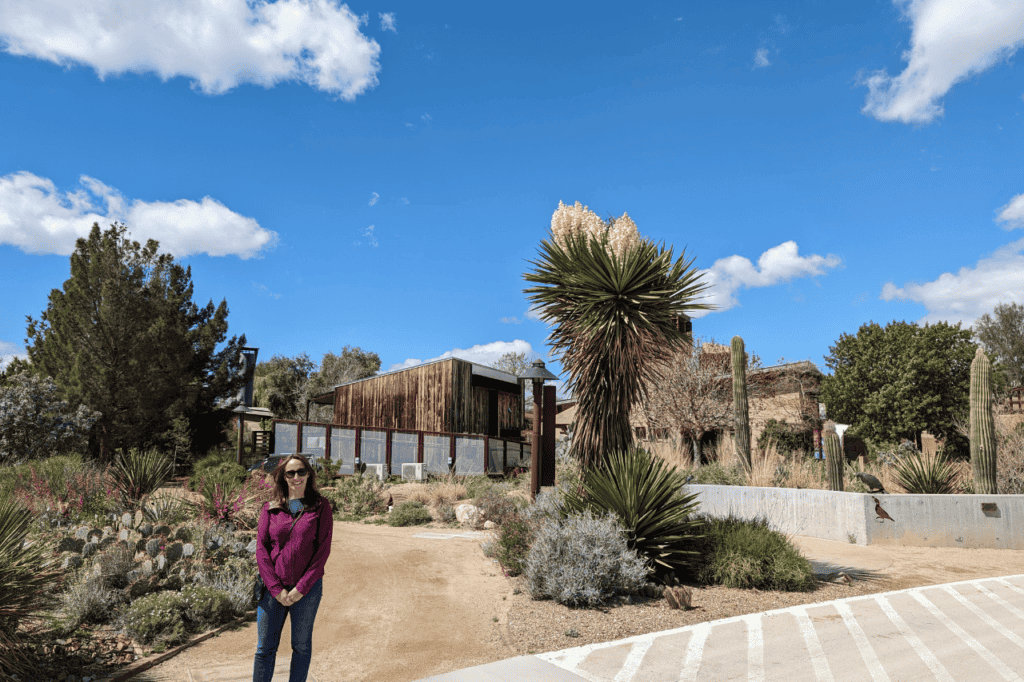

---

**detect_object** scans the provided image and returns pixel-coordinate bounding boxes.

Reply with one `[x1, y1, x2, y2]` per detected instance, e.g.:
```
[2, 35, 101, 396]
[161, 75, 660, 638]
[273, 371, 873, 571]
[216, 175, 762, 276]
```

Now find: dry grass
[404, 481, 469, 507]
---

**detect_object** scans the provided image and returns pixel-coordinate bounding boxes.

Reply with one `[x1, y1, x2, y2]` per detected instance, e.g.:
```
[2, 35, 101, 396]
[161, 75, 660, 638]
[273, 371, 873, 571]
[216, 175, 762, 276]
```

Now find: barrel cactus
[823, 421, 843, 491]
[970, 347, 998, 494]
[731, 336, 751, 473]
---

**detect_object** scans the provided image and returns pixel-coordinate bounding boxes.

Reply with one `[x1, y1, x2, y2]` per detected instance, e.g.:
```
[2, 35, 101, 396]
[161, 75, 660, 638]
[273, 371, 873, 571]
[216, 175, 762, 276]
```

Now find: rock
[138, 524, 153, 538]
[483, 520, 497, 530]
[165, 542, 183, 563]
[155, 554, 167, 572]
[140, 559, 153, 576]
[455, 504, 481, 525]
[61, 553, 83, 570]
[230, 541, 246, 555]
[182, 543, 195, 558]
[145, 538, 161, 557]
[663, 585, 693, 610]
[246, 538, 258, 554]
[82, 542, 98, 559]
[74, 526, 89, 541]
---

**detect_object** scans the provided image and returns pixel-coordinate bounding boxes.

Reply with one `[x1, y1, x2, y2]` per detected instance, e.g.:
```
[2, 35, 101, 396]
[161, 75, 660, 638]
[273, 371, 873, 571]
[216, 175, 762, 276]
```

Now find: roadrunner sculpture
[873, 496, 895, 523]
[855, 472, 886, 493]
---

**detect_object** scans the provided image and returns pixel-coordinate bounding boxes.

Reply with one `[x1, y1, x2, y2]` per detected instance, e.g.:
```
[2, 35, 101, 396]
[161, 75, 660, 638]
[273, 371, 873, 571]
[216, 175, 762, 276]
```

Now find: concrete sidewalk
[417, 540, 1024, 682]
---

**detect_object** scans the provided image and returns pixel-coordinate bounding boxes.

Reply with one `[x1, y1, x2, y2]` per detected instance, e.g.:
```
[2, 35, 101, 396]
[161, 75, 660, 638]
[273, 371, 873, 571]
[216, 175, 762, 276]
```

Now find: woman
[254, 454, 333, 682]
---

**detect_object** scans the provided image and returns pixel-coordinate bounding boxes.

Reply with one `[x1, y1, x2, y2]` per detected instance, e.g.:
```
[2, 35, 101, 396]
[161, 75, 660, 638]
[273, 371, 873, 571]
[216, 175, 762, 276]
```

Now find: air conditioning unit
[362, 463, 385, 481]
[401, 463, 425, 481]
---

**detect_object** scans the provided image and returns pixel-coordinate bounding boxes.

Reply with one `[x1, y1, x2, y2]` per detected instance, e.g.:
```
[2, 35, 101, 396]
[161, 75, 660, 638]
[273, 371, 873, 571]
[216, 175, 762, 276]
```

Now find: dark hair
[271, 454, 320, 507]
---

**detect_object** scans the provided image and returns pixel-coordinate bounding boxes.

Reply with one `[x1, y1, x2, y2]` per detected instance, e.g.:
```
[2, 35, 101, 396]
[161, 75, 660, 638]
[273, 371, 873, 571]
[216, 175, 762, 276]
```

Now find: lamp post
[520, 360, 557, 500]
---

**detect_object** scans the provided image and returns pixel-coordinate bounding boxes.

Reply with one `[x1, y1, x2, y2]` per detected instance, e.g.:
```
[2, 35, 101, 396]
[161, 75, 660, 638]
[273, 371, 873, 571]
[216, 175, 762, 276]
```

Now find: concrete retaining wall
[689, 484, 1024, 549]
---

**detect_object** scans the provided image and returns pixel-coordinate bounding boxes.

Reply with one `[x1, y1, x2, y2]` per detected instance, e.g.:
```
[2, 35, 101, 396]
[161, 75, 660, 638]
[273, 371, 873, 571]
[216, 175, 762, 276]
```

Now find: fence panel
[521, 442, 531, 469]
[331, 428, 356, 475]
[301, 424, 326, 464]
[391, 432, 419, 476]
[456, 436, 485, 475]
[488, 439, 504, 474]
[423, 435, 450, 475]
[273, 422, 298, 456]
[360, 429, 387, 466]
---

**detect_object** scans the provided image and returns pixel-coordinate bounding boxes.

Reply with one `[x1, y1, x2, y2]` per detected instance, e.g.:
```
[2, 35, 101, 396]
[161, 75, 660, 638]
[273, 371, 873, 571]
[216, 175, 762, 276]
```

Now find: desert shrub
[405, 478, 468, 508]
[689, 515, 814, 591]
[57, 575, 123, 631]
[473, 485, 526, 527]
[997, 421, 1024, 494]
[757, 419, 813, 457]
[6, 455, 115, 521]
[192, 555, 256, 613]
[387, 501, 433, 527]
[554, 430, 583, 493]
[316, 460, 341, 488]
[462, 475, 504, 500]
[0, 497, 62, 676]
[110, 448, 173, 507]
[563, 448, 703, 580]
[892, 447, 959, 494]
[524, 511, 649, 607]
[118, 591, 187, 645]
[94, 544, 134, 589]
[526, 488, 565, 527]
[435, 504, 457, 524]
[685, 462, 745, 486]
[180, 584, 235, 628]
[192, 471, 270, 527]
[493, 515, 533, 577]
[325, 474, 388, 517]
[143, 492, 193, 525]
[187, 453, 247, 492]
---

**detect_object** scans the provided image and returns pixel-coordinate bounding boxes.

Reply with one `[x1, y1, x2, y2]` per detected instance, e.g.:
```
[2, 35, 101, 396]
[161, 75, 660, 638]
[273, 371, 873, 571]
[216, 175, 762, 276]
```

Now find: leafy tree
[492, 351, 532, 377]
[25, 223, 245, 461]
[304, 347, 380, 421]
[0, 357, 32, 389]
[974, 302, 1024, 388]
[524, 202, 708, 470]
[0, 373, 99, 464]
[820, 320, 975, 450]
[253, 353, 316, 420]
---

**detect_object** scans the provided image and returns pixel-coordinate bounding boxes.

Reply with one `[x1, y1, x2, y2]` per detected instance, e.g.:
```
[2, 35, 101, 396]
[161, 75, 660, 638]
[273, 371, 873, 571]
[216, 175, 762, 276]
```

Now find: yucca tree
[524, 203, 709, 471]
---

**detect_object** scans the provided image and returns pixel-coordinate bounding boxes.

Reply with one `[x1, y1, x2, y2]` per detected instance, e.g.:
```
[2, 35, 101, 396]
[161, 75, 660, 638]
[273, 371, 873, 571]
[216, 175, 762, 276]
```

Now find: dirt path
[148, 522, 514, 682]
[142, 521, 1024, 682]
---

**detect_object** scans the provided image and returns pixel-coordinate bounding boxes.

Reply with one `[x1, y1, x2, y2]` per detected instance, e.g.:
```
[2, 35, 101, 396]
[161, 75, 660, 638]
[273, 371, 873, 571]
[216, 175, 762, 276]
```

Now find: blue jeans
[253, 579, 323, 682]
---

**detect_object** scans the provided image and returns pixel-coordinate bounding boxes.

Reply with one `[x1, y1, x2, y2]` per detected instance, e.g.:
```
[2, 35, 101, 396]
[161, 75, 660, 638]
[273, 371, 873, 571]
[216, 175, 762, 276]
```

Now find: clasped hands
[275, 588, 304, 606]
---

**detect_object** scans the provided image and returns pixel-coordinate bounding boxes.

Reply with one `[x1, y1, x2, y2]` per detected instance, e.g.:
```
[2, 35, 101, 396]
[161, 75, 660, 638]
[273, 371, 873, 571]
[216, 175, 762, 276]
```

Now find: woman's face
[283, 458, 309, 497]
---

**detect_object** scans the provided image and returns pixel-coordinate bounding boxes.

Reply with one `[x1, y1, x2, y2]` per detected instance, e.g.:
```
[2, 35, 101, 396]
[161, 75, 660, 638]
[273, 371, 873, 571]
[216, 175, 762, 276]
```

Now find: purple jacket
[256, 496, 333, 597]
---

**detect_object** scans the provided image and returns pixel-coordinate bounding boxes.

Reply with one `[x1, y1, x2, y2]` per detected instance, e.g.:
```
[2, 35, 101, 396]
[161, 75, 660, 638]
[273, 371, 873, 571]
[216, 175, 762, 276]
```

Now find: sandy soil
[141, 520, 1024, 682]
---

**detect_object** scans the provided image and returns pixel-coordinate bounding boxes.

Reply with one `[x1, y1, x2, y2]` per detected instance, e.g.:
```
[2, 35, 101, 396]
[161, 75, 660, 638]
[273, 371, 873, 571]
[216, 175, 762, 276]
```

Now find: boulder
[182, 543, 195, 558]
[455, 504, 481, 525]
[483, 520, 497, 530]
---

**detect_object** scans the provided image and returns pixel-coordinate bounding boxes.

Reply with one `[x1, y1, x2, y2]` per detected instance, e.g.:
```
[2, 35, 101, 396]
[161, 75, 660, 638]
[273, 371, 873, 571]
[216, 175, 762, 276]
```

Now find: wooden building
[308, 357, 525, 438]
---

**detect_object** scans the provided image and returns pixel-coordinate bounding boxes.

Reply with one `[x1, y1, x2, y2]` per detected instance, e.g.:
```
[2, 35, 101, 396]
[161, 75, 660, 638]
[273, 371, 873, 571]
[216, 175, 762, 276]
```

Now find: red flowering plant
[193, 471, 273, 529]
[9, 457, 115, 523]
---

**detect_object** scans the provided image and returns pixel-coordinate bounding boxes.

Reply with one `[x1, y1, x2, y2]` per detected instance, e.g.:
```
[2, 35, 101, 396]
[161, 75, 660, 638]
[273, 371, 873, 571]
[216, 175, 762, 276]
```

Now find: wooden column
[542, 385, 556, 487]
[530, 380, 542, 500]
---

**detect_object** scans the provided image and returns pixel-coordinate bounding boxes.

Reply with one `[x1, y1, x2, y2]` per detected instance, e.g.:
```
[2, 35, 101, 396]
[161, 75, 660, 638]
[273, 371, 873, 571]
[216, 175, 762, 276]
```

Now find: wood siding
[332, 358, 523, 435]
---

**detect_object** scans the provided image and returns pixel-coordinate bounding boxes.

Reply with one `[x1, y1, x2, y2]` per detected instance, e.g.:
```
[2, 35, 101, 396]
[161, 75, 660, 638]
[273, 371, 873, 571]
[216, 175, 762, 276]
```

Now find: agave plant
[0, 497, 62, 676]
[892, 448, 960, 494]
[561, 447, 704, 580]
[109, 447, 173, 507]
[524, 203, 709, 471]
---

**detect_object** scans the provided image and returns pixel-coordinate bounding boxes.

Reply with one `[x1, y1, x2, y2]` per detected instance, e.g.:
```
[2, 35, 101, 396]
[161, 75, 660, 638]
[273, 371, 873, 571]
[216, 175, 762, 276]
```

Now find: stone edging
[93, 610, 255, 682]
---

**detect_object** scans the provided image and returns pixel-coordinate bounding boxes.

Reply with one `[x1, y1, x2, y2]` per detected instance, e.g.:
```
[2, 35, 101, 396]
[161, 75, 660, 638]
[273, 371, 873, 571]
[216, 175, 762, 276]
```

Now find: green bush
[686, 462, 745, 486]
[563, 448, 703, 580]
[524, 511, 649, 607]
[690, 515, 814, 591]
[118, 591, 187, 645]
[324, 475, 388, 518]
[180, 584, 235, 628]
[188, 452, 247, 491]
[473, 485, 525, 527]
[757, 419, 814, 456]
[317, 460, 341, 488]
[387, 501, 433, 527]
[493, 515, 533, 577]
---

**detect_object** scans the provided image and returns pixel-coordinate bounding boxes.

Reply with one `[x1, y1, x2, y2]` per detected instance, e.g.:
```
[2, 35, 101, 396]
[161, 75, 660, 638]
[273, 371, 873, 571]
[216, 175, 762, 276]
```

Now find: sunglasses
[284, 469, 309, 479]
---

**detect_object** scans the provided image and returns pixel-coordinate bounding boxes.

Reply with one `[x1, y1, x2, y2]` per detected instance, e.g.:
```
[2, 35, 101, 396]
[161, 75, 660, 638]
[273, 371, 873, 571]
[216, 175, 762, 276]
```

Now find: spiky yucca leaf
[893, 449, 959, 494]
[0, 497, 62, 676]
[110, 447, 173, 507]
[524, 229, 709, 470]
[562, 448, 703, 580]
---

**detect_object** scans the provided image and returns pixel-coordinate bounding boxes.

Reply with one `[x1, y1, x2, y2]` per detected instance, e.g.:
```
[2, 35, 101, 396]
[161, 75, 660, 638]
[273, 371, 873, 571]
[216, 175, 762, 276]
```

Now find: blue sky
[2, 0, 1023, 394]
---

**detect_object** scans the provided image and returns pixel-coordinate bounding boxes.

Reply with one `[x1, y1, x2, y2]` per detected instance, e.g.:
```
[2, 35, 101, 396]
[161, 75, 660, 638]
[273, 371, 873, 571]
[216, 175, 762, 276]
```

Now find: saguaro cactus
[970, 347, 998, 494]
[732, 336, 751, 473]
[823, 420, 844, 491]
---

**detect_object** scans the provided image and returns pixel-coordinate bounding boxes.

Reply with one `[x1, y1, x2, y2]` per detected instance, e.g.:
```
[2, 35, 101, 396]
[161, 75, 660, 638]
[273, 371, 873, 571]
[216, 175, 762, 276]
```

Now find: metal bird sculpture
[855, 472, 886, 493]
[872, 497, 895, 523]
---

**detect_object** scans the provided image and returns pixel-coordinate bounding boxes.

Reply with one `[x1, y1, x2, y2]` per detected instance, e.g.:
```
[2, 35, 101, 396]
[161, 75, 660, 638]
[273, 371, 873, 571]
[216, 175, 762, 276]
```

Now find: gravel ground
[502, 575, 891, 655]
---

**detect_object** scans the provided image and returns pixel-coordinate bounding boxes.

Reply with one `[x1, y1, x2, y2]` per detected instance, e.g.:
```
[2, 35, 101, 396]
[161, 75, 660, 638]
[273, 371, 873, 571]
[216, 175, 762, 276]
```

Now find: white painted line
[909, 589, 1022, 682]
[613, 639, 654, 682]
[537, 646, 592, 673]
[876, 595, 955, 682]
[997, 577, 1024, 599]
[793, 606, 834, 682]
[411, 532, 455, 539]
[833, 601, 890, 682]
[977, 582, 1024, 623]
[942, 585, 1024, 650]
[742, 614, 764, 682]
[678, 622, 711, 682]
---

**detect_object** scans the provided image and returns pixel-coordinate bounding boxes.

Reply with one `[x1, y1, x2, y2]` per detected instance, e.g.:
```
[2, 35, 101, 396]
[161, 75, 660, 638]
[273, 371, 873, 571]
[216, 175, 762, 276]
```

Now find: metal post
[236, 413, 244, 465]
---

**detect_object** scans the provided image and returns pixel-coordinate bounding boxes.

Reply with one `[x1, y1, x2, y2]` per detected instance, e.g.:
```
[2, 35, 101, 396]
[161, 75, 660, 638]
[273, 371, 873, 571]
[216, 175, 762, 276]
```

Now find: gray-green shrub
[524, 511, 649, 607]
[387, 501, 432, 527]
[689, 515, 814, 591]
[325, 474, 388, 517]
[118, 591, 187, 645]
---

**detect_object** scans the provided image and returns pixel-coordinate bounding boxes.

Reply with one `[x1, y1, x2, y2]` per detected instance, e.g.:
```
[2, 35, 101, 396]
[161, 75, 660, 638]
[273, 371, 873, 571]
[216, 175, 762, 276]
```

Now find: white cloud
[252, 282, 281, 300]
[525, 306, 544, 322]
[421, 113, 432, 121]
[500, 316, 522, 324]
[387, 339, 538, 372]
[996, 193, 1024, 229]
[694, 241, 841, 316]
[860, 0, 1024, 123]
[0, 171, 276, 258]
[881, 237, 1024, 324]
[400, 197, 409, 205]
[0, 0, 382, 100]
[754, 48, 771, 68]
[379, 12, 397, 33]
[0, 340, 26, 370]
[368, 192, 379, 206]
[362, 224, 378, 247]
